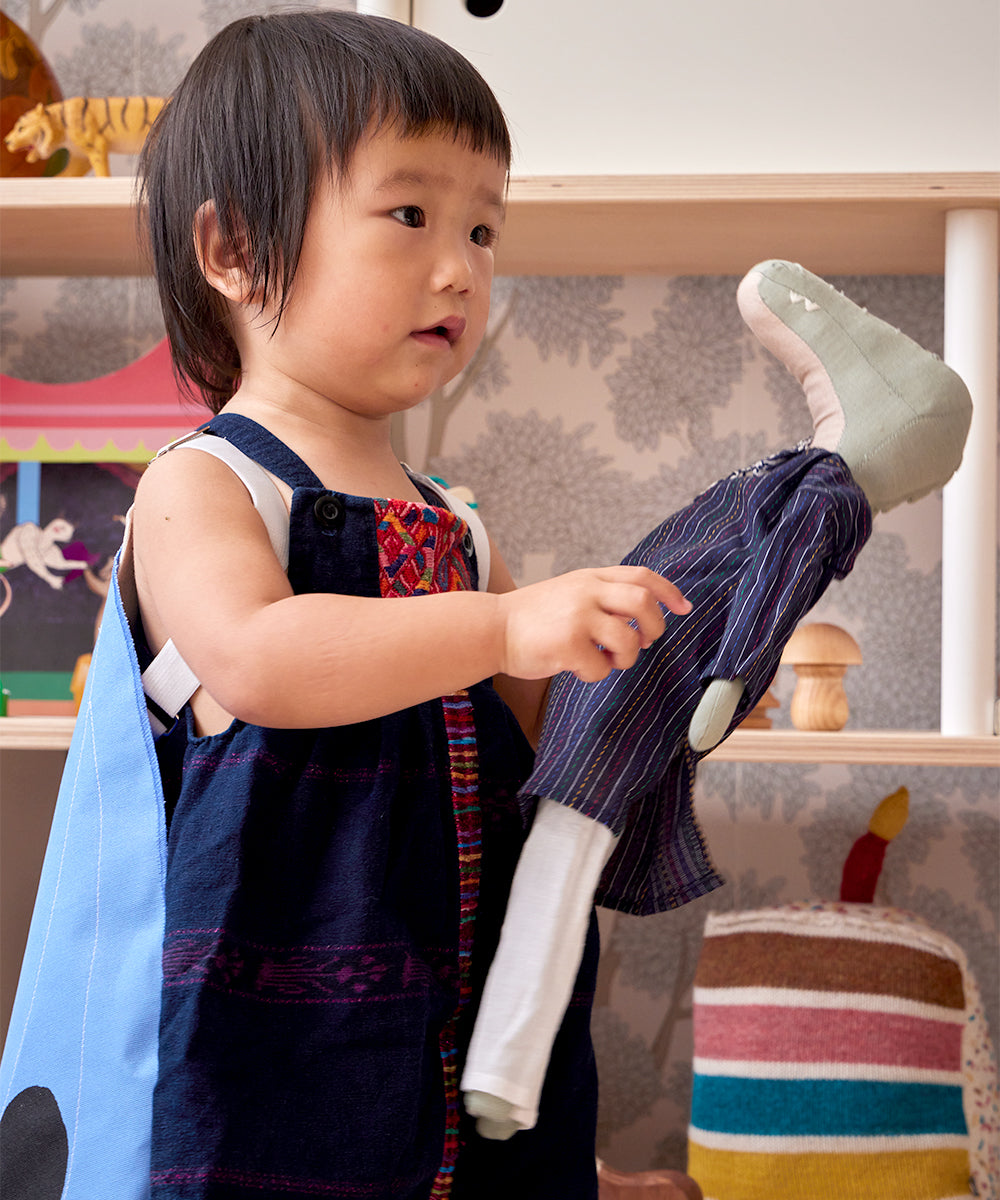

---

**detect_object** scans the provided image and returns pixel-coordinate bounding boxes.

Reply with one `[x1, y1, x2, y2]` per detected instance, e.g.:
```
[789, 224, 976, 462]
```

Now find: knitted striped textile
[688, 904, 998, 1199]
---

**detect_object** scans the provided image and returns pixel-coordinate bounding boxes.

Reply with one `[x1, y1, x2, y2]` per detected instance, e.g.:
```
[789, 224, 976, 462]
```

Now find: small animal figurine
[3, 96, 166, 177]
[0, 517, 91, 589]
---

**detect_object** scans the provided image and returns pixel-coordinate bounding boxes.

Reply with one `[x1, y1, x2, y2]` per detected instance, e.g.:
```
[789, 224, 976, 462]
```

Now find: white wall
[408, 0, 1000, 174]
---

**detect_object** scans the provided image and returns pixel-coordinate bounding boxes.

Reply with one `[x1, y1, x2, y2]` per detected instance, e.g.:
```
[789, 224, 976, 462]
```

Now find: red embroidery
[375, 500, 473, 597]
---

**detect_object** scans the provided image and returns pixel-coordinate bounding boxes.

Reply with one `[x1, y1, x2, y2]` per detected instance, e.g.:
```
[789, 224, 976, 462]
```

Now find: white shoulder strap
[140, 431, 289, 734]
[156, 430, 290, 568]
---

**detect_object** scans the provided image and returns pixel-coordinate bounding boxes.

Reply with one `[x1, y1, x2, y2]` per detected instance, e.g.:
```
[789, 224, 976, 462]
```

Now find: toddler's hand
[496, 566, 691, 683]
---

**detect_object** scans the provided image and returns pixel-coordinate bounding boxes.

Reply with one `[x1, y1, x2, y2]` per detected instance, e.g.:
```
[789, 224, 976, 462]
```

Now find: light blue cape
[1, 539, 165, 1199]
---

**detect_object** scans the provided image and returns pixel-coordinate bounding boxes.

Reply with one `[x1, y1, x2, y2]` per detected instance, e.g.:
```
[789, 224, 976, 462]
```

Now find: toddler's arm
[132, 448, 689, 729]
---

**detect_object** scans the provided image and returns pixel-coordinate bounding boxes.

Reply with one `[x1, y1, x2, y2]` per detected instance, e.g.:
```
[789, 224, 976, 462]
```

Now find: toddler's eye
[391, 205, 424, 228]
[470, 224, 497, 249]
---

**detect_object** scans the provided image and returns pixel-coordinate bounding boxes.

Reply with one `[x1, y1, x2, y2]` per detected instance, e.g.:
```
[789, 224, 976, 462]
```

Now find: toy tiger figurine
[3, 96, 166, 177]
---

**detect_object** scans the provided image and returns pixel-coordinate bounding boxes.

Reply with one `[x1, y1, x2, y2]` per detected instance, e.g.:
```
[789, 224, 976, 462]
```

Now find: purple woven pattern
[521, 448, 872, 916]
[162, 930, 458, 1004]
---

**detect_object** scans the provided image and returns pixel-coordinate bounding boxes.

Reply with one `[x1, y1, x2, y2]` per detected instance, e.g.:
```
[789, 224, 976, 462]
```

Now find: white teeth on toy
[788, 290, 820, 312]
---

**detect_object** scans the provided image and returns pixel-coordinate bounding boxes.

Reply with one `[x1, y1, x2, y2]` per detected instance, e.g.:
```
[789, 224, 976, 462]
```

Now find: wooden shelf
[0, 717, 76, 751]
[706, 730, 1000, 768]
[2, 716, 996, 767]
[2, 173, 998, 278]
[1, 177, 146, 276]
[500, 173, 1000, 275]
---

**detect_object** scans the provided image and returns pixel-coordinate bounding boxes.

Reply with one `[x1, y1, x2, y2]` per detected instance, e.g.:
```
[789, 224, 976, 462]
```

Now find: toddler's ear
[193, 199, 253, 302]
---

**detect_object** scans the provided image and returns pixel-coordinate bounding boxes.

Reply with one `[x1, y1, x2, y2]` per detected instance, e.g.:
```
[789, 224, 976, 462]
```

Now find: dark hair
[139, 10, 511, 412]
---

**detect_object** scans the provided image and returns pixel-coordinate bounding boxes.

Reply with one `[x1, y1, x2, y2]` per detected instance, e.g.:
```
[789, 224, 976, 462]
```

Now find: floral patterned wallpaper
[2, 0, 997, 1176]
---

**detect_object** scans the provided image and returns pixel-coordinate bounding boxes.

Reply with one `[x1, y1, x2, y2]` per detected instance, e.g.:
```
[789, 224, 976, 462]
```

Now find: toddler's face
[238, 124, 507, 421]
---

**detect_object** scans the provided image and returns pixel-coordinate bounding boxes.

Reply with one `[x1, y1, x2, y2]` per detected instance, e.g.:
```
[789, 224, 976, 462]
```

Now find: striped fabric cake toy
[688, 789, 998, 1200]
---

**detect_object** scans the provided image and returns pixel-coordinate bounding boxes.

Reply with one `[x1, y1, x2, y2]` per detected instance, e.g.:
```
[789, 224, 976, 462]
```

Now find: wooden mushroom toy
[780, 621, 862, 731]
[743, 686, 780, 730]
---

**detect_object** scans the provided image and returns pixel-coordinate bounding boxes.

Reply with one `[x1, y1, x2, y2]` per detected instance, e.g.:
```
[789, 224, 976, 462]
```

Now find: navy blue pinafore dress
[149, 414, 600, 1200]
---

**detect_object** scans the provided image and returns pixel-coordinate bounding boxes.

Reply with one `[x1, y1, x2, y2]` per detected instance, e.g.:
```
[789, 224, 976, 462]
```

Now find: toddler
[137, 11, 684, 1200]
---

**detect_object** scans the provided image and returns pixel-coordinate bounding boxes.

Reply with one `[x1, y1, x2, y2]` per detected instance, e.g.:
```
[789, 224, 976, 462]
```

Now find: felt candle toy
[839, 785, 909, 903]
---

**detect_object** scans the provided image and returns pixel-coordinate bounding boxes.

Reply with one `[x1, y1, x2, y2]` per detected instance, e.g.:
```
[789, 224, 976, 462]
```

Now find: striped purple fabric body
[521, 447, 872, 916]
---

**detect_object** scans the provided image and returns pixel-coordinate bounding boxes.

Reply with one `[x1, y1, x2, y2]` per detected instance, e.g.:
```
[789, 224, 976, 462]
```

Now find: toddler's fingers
[612, 586, 666, 649]
[569, 641, 620, 683]
[598, 579, 685, 648]
[656, 577, 692, 616]
[589, 612, 645, 672]
[599, 566, 692, 617]
[637, 567, 691, 616]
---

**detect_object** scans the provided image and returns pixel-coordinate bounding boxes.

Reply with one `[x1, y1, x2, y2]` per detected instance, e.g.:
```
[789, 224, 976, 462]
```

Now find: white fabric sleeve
[461, 799, 617, 1131]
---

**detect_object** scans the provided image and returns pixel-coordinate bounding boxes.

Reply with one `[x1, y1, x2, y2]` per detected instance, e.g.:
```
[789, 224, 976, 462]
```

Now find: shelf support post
[941, 207, 999, 736]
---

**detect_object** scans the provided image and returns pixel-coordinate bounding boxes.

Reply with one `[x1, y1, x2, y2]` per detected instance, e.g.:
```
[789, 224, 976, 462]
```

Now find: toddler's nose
[432, 239, 475, 294]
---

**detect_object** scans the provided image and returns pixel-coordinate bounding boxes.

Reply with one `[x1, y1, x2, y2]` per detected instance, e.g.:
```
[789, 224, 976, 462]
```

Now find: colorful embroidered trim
[372, 500, 481, 1193]
[430, 691, 481, 1199]
[375, 500, 473, 597]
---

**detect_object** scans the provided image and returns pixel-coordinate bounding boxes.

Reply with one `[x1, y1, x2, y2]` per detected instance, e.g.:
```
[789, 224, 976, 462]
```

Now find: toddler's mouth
[414, 316, 466, 346]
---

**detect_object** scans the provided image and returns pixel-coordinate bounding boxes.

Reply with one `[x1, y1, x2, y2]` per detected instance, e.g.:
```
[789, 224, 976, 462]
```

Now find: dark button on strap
[313, 493, 344, 531]
[462, 529, 475, 557]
